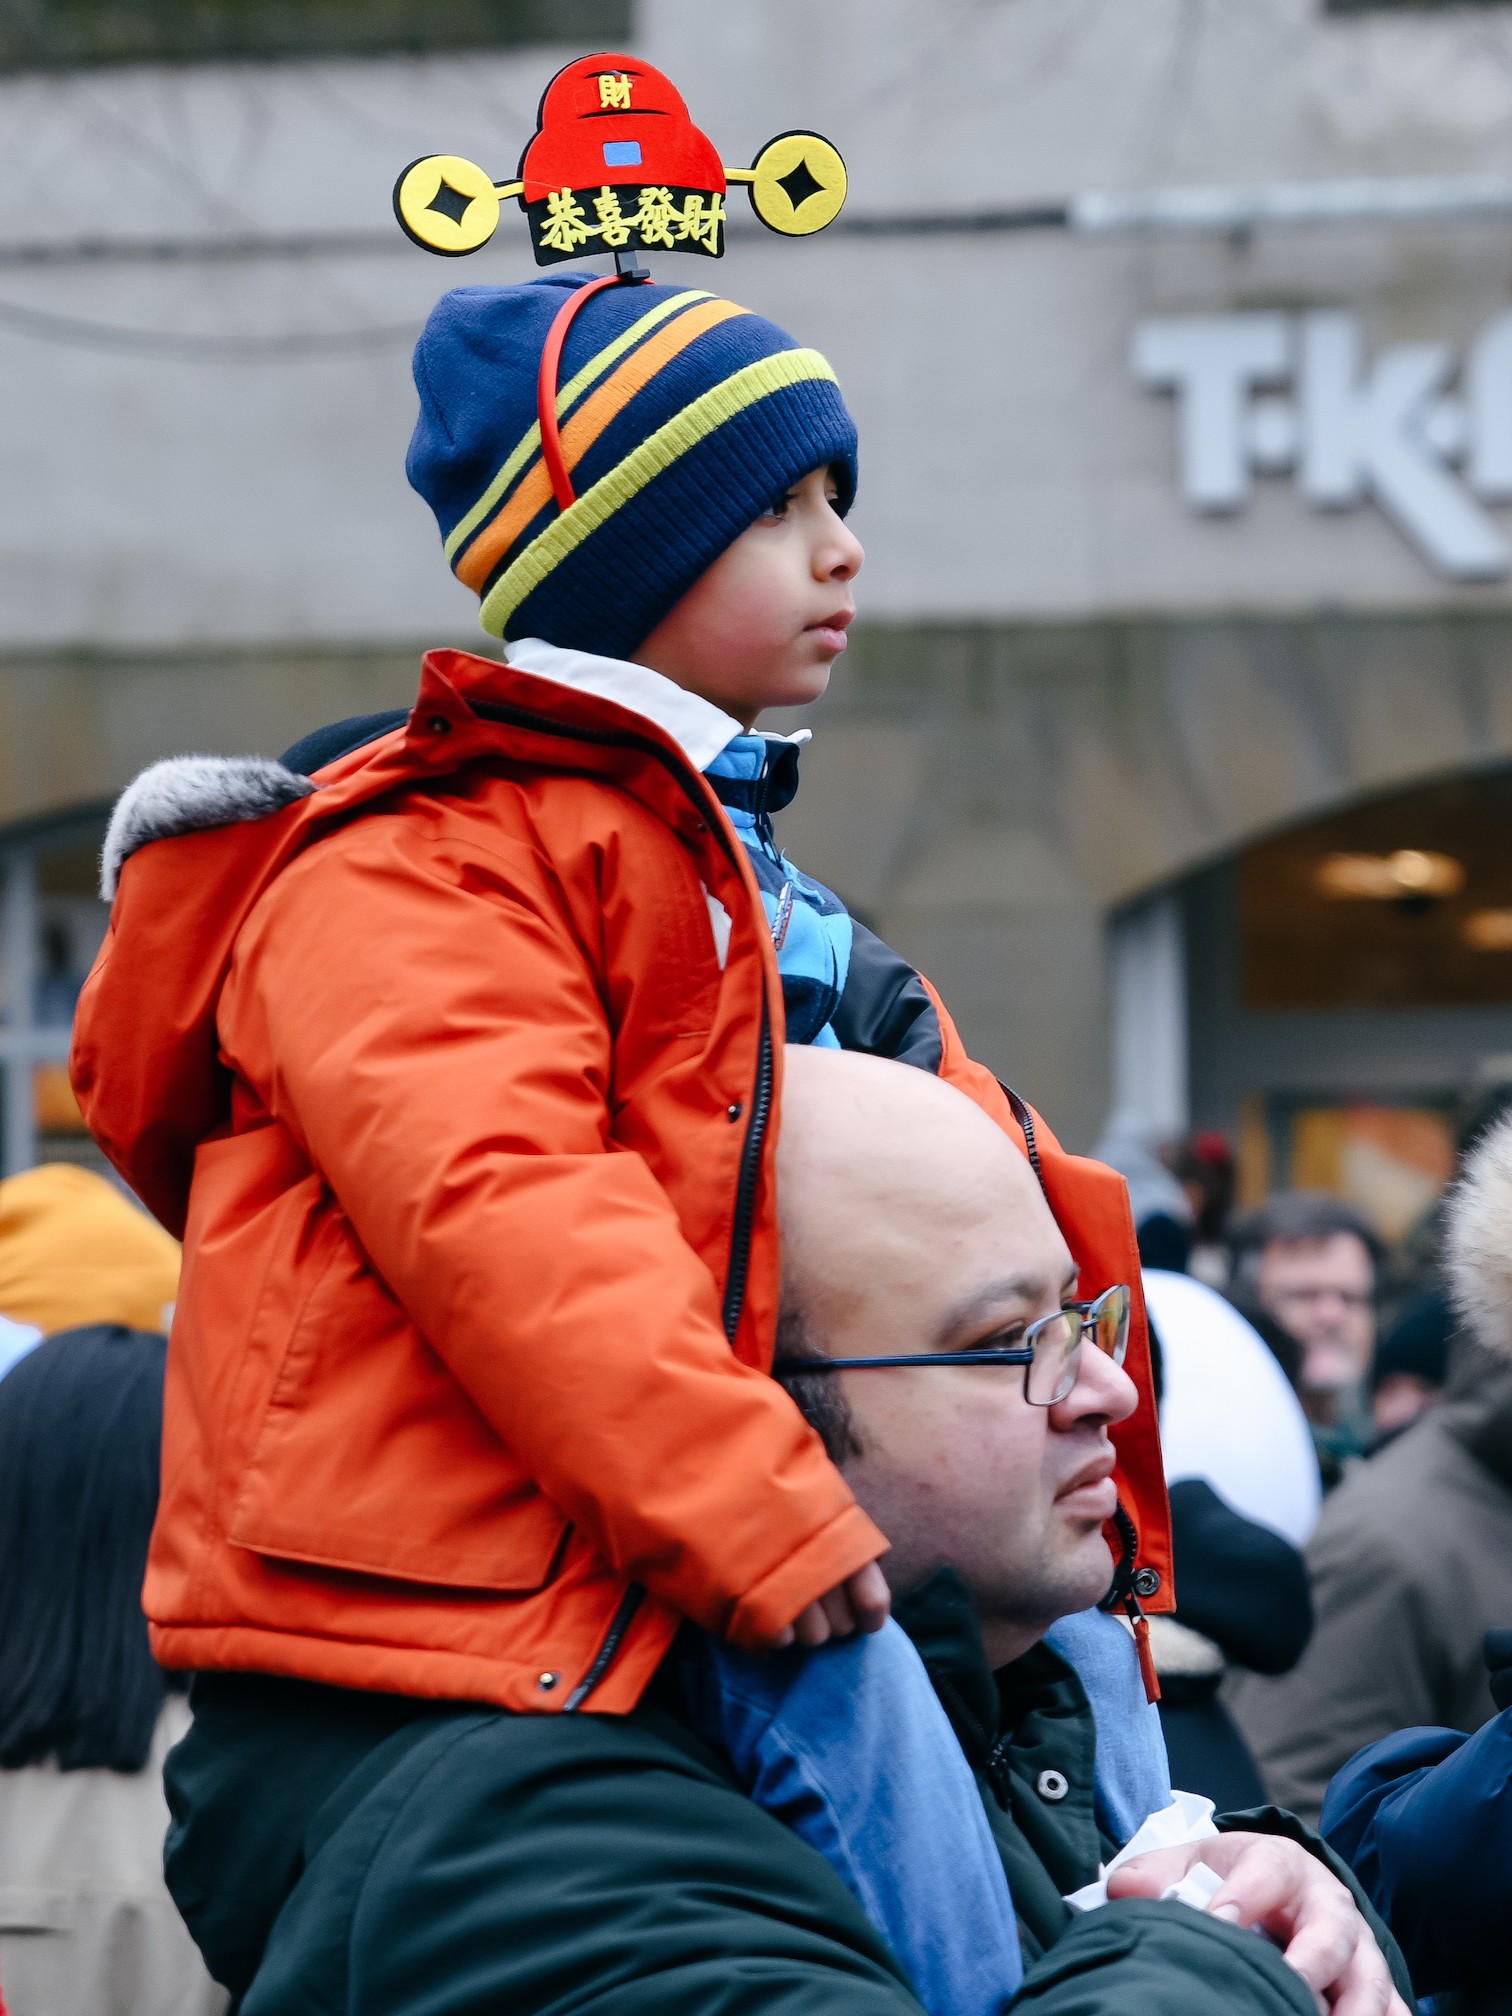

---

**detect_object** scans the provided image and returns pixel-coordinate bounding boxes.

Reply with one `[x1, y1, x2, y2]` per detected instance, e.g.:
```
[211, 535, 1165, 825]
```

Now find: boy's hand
[774, 1560, 891, 1648]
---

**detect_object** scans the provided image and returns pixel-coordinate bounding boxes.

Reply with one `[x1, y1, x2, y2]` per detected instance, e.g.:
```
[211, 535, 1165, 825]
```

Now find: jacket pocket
[227, 1202, 569, 1592]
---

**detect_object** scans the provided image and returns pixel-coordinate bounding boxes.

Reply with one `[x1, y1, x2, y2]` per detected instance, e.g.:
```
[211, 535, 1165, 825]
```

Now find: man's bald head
[773, 1047, 1136, 1664]
[777, 1047, 1060, 1353]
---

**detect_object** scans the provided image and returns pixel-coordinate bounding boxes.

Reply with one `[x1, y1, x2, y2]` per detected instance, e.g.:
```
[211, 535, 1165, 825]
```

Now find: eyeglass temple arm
[771, 1351, 1037, 1372]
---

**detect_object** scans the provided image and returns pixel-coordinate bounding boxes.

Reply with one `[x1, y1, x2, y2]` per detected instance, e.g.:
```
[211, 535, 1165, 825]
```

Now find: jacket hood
[71, 651, 742, 1238]
[1446, 1111, 1512, 1360]
[100, 755, 315, 903]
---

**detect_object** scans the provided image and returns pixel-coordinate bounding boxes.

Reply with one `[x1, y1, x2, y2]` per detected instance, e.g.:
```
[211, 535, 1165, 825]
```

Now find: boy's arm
[221, 816, 885, 1651]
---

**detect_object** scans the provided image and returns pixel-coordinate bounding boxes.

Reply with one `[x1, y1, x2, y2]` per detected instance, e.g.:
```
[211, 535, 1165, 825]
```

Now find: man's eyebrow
[936, 1272, 1058, 1344]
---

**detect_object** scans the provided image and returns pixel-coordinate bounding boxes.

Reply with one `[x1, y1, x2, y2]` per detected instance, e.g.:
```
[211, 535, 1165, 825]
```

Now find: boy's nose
[820, 522, 864, 582]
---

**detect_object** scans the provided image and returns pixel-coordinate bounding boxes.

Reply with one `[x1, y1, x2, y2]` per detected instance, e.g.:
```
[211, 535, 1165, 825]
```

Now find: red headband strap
[536, 272, 647, 513]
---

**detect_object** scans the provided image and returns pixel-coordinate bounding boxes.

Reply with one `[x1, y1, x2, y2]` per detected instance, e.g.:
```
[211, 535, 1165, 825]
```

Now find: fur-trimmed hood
[100, 756, 314, 901]
[1446, 1112, 1512, 1360]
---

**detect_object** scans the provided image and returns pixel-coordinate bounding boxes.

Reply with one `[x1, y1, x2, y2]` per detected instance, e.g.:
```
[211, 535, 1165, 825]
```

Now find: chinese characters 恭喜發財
[535, 184, 727, 257]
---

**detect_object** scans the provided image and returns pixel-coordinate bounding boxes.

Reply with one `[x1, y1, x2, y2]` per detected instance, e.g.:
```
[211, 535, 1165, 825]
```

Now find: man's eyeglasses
[773, 1282, 1131, 1409]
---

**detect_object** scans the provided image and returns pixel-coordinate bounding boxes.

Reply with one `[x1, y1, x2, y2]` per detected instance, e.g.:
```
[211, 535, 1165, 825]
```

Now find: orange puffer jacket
[72, 649, 1171, 1716]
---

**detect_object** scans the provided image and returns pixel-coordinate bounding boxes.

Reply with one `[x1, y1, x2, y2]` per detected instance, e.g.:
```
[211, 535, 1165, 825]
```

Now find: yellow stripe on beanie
[455, 297, 749, 594]
[478, 347, 839, 638]
[444, 289, 715, 565]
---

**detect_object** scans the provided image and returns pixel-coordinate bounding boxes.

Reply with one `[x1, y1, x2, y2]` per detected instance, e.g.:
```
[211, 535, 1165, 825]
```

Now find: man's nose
[1051, 1335, 1139, 1429]
[1309, 1290, 1357, 1329]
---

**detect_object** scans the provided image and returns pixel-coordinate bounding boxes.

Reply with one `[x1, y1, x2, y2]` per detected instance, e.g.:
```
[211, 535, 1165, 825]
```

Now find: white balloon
[1143, 1268, 1321, 1548]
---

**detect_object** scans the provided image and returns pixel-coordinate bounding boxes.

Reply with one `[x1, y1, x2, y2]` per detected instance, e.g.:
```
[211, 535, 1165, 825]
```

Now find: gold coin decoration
[393, 155, 502, 256]
[747, 132, 847, 237]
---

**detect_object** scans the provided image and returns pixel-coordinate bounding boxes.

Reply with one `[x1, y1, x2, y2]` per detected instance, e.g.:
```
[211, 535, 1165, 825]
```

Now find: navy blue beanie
[407, 273, 859, 660]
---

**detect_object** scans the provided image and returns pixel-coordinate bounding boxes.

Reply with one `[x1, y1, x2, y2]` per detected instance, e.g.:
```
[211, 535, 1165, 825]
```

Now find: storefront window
[1175, 762, 1512, 1221]
[1240, 768, 1512, 1010]
[0, 816, 109, 1177]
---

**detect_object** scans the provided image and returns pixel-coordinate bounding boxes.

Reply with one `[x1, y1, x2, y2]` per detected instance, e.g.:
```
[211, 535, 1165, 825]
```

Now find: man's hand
[1107, 1832, 1408, 2016]
[773, 1560, 891, 1648]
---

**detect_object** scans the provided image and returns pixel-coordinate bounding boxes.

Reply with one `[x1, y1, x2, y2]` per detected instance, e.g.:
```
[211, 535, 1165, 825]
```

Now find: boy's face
[631, 466, 863, 728]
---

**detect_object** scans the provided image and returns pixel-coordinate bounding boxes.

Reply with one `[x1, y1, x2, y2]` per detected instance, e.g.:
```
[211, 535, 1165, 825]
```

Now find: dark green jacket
[895, 1572, 1413, 2004]
[164, 1582, 1412, 2016]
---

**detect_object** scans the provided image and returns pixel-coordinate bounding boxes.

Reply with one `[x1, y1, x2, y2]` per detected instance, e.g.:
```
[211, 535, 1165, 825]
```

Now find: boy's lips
[806, 609, 853, 651]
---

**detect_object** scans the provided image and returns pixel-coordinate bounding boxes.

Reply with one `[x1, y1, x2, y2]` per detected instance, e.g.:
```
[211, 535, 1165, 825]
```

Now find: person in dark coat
[1322, 1632, 1512, 2016]
[1140, 1273, 1317, 1810]
[0, 1325, 224, 2016]
[1227, 1107, 1512, 1834]
[1155, 1479, 1313, 1812]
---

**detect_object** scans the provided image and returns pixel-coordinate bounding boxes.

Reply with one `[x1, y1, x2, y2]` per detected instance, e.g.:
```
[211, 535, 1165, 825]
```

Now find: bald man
[165, 1050, 1408, 2016]
[740, 1049, 1408, 2016]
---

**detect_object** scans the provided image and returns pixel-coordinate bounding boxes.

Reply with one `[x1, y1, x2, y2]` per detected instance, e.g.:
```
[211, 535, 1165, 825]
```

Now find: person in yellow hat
[0, 1164, 179, 1339]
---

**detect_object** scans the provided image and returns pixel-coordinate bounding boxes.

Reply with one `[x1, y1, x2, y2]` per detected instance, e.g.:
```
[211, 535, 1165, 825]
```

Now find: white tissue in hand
[1160, 1860, 1226, 1910]
[1063, 1790, 1219, 1913]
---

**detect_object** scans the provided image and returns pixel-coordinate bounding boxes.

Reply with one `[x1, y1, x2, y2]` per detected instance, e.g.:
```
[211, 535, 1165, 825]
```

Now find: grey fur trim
[1145, 1614, 1224, 1681]
[101, 754, 314, 901]
[1446, 1111, 1512, 1359]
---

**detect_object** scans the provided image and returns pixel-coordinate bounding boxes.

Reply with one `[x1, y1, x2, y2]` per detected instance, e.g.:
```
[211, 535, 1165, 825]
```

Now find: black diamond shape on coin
[776, 157, 825, 211]
[427, 178, 474, 225]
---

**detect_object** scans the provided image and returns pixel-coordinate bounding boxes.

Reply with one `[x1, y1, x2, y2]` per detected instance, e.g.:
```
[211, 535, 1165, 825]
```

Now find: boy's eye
[760, 490, 796, 521]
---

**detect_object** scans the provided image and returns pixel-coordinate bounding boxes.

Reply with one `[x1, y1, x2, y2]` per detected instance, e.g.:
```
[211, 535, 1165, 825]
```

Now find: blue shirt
[703, 735, 853, 1047]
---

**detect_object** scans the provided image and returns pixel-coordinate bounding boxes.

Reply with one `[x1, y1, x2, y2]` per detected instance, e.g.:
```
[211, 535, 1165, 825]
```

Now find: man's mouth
[1055, 1452, 1117, 1514]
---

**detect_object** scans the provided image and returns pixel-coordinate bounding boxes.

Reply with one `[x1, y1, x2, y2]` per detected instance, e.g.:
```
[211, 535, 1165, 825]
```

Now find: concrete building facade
[6, 0, 1512, 1206]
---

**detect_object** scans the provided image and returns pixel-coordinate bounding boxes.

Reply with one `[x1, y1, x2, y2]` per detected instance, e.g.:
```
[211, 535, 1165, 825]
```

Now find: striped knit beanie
[407, 272, 859, 660]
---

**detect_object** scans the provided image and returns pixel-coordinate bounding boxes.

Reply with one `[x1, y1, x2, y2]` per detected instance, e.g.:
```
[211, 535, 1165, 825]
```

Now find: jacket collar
[894, 1568, 1099, 1777]
[504, 638, 744, 773]
[504, 640, 811, 796]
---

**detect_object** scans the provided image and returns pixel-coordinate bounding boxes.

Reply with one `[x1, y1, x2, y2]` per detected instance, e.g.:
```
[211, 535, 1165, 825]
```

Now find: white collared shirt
[502, 637, 810, 770]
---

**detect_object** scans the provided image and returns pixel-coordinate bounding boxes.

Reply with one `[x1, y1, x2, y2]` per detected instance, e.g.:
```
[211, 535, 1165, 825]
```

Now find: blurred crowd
[3, 1099, 1512, 2014]
[0, 1165, 224, 2016]
[1099, 1089, 1512, 1881]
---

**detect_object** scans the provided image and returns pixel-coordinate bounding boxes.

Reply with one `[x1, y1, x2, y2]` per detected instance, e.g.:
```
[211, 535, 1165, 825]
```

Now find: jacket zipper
[466, 695, 771, 1709]
[999, 1081, 1047, 1197]
[721, 998, 774, 1345]
[563, 1583, 645, 1712]
[987, 1734, 1015, 1805]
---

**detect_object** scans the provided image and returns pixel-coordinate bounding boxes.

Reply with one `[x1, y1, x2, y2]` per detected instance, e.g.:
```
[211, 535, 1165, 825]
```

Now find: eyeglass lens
[1025, 1285, 1132, 1407]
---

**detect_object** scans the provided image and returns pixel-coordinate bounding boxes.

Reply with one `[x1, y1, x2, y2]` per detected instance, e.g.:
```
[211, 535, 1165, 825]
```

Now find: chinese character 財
[675, 192, 726, 255]
[598, 72, 633, 111]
